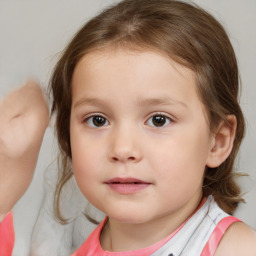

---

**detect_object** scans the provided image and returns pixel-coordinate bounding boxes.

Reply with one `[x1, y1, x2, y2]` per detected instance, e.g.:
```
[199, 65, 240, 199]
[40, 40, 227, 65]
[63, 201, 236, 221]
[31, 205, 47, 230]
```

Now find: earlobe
[206, 115, 237, 168]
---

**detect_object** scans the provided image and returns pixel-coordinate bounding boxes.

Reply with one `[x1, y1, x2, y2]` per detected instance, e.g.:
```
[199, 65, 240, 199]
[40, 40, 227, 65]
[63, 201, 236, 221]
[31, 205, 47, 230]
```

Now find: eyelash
[146, 113, 173, 127]
[83, 114, 109, 128]
[82, 113, 173, 128]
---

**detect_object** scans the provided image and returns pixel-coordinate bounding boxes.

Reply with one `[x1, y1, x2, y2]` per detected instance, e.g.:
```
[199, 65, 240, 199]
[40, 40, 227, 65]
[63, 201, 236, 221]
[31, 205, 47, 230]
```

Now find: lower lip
[106, 183, 150, 194]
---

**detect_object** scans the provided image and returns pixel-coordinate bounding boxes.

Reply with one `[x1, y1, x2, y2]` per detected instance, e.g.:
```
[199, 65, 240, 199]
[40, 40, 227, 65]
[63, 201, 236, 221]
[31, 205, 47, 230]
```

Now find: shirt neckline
[96, 197, 207, 255]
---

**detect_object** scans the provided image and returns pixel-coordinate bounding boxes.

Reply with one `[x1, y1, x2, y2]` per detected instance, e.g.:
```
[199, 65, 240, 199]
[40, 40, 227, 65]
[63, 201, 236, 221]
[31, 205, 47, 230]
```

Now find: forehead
[72, 48, 196, 86]
[71, 48, 203, 109]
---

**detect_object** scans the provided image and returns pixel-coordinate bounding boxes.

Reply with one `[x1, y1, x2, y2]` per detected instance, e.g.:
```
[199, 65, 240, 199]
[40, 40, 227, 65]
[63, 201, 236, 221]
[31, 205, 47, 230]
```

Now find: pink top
[71, 217, 186, 256]
[71, 217, 239, 256]
[201, 216, 240, 256]
[0, 212, 15, 256]
[71, 198, 207, 256]
[71, 197, 240, 256]
[0, 199, 240, 256]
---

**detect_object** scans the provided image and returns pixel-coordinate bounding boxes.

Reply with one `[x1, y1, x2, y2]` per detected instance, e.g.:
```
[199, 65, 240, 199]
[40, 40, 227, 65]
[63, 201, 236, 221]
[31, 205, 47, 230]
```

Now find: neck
[100, 194, 203, 251]
[101, 216, 176, 251]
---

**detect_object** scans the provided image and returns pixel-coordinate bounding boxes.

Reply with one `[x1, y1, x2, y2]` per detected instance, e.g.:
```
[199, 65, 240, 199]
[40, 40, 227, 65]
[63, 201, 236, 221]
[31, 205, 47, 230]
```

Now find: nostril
[112, 156, 136, 162]
[112, 157, 119, 161]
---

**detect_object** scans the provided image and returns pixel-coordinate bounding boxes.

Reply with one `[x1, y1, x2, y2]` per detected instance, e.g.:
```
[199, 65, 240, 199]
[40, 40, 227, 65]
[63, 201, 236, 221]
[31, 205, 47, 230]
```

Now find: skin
[70, 49, 239, 252]
[0, 81, 49, 221]
[214, 221, 256, 255]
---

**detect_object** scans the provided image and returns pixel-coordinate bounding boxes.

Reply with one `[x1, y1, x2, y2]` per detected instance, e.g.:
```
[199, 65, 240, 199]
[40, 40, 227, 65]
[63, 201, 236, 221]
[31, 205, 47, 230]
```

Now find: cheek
[152, 150, 205, 204]
[70, 130, 107, 185]
[71, 140, 96, 176]
[70, 129, 91, 175]
[70, 135, 108, 210]
[149, 128, 210, 188]
[71, 139, 99, 199]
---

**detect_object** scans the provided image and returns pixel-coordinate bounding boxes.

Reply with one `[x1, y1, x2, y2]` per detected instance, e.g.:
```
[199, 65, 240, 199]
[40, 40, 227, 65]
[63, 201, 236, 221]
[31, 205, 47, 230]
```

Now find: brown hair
[50, 0, 245, 223]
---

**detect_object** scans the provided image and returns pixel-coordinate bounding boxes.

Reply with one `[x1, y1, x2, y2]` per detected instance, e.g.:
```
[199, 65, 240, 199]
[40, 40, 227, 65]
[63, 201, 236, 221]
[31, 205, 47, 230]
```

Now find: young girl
[1, 0, 256, 255]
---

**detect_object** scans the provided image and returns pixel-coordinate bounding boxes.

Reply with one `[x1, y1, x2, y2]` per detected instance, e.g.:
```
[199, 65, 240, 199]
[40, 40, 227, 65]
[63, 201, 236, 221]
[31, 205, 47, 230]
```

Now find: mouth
[104, 177, 151, 194]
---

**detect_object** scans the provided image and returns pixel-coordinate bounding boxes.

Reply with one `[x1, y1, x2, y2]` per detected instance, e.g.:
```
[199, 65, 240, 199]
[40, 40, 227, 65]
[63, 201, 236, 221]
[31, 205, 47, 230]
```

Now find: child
[1, 0, 256, 255]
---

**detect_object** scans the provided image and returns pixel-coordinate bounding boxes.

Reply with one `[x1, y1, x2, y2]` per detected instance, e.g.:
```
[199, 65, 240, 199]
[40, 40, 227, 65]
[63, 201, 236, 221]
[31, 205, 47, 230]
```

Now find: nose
[109, 125, 142, 163]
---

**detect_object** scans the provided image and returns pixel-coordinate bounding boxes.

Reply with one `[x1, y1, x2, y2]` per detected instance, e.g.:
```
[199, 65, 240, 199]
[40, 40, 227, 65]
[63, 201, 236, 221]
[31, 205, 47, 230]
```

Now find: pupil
[153, 116, 166, 127]
[93, 116, 106, 126]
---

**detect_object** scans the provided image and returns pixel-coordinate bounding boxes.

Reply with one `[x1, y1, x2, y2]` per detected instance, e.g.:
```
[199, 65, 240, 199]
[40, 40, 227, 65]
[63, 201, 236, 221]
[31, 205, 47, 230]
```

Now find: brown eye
[152, 116, 166, 127]
[93, 116, 107, 126]
[147, 115, 171, 127]
[86, 115, 109, 127]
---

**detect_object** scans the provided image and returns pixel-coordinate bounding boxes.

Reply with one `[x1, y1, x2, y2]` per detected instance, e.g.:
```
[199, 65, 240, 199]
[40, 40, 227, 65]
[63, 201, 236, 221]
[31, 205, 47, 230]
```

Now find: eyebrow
[136, 97, 188, 108]
[73, 96, 188, 109]
[73, 97, 107, 108]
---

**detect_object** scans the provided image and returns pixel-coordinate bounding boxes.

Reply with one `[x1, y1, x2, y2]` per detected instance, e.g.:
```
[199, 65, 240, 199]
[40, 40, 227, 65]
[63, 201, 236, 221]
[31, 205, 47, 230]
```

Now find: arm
[214, 221, 256, 256]
[0, 81, 49, 220]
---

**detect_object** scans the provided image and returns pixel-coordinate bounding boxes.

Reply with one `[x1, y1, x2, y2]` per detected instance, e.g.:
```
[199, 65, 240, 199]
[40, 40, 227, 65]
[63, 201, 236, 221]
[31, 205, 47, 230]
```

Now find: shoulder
[214, 221, 256, 256]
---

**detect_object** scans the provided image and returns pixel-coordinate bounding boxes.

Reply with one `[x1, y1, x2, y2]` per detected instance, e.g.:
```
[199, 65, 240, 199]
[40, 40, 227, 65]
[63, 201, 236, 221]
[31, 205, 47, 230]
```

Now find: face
[70, 49, 214, 225]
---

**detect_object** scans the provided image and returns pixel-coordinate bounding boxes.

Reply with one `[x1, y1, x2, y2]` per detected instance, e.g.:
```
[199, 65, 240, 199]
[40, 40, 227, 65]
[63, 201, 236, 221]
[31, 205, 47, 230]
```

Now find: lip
[104, 177, 151, 194]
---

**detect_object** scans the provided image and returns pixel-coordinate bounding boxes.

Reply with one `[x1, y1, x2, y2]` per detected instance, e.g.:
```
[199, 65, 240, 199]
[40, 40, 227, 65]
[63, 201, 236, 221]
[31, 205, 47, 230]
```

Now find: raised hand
[0, 81, 49, 221]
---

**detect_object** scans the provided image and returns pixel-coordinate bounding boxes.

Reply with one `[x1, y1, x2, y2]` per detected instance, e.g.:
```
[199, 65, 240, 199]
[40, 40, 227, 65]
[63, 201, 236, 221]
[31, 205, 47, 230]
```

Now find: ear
[206, 115, 237, 168]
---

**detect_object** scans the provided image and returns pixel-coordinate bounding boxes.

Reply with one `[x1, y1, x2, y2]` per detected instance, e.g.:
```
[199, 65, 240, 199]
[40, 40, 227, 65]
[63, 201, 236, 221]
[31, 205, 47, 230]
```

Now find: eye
[146, 114, 172, 127]
[84, 115, 109, 127]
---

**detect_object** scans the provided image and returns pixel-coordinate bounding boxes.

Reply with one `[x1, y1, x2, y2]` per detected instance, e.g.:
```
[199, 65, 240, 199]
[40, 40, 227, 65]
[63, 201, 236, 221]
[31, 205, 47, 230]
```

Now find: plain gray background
[0, 0, 255, 255]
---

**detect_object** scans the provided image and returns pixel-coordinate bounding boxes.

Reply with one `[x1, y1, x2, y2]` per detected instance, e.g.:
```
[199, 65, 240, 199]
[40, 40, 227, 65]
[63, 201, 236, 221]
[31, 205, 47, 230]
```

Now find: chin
[108, 211, 149, 224]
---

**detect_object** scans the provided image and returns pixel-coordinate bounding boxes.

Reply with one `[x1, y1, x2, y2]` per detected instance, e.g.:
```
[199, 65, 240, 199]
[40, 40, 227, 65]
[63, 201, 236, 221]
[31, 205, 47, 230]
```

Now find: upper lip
[105, 177, 151, 184]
